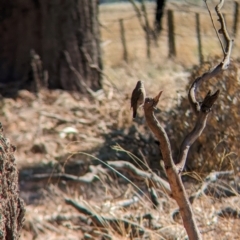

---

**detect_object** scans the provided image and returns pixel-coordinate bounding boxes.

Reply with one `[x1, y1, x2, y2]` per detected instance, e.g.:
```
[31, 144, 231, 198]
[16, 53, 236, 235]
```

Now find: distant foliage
[165, 57, 240, 174]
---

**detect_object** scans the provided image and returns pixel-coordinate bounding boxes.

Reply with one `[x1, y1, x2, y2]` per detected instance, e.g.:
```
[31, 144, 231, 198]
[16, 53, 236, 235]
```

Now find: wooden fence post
[233, 1, 239, 37]
[119, 19, 128, 62]
[195, 13, 203, 64]
[167, 10, 176, 58]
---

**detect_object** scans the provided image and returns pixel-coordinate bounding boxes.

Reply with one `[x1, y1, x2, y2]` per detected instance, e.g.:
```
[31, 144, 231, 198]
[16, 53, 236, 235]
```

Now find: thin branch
[184, 0, 233, 172]
[29, 165, 106, 183]
[107, 160, 171, 195]
[215, 0, 234, 68]
[189, 170, 235, 203]
[143, 91, 202, 240]
[204, 0, 225, 54]
[177, 90, 219, 171]
[144, 95, 173, 170]
[65, 198, 145, 237]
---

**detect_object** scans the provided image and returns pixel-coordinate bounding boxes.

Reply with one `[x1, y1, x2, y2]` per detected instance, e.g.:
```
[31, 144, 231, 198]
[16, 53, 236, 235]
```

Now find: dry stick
[215, 0, 234, 63]
[143, 2, 233, 238]
[107, 160, 171, 195]
[65, 198, 145, 236]
[178, 0, 233, 171]
[30, 165, 105, 183]
[143, 94, 202, 240]
[177, 90, 219, 171]
[189, 170, 235, 203]
[204, 0, 225, 54]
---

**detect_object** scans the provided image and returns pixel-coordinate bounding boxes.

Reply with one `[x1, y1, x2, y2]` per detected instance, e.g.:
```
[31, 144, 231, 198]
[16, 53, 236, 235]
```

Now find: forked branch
[143, 94, 201, 240]
[178, 0, 233, 170]
[130, 1, 233, 239]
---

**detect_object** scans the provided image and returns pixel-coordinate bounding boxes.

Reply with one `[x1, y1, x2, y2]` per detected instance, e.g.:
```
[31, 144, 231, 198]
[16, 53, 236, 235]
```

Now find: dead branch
[149, 187, 159, 209]
[143, 95, 202, 240]
[29, 165, 107, 183]
[139, 2, 233, 237]
[217, 207, 240, 218]
[112, 196, 140, 209]
[65, 198, 145, 237]
[178, 0, 233, 171]
[107, 160, 171, 195]
[189, 170, 237, 203]
[176, 90, 219, 171]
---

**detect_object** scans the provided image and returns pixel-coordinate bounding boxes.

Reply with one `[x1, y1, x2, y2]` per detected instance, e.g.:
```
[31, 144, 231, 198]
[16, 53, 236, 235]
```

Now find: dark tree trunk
[155, 0, 166, 34]
[0, 123, 25, 239]
[0, 0, 102, 96]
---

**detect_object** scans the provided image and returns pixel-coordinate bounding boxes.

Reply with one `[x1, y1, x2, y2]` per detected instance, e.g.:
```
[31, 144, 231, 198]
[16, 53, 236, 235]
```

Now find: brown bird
[131, 80, 146, 118]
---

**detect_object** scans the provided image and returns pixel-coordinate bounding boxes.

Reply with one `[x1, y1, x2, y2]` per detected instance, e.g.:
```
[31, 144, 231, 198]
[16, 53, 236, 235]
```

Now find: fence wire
[99, 1, 239, 66]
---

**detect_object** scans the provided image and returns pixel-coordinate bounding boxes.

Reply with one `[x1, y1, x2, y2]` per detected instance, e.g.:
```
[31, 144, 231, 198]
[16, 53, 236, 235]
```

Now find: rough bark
[0, 0, 102, 96]
[0, 123, 25, 239]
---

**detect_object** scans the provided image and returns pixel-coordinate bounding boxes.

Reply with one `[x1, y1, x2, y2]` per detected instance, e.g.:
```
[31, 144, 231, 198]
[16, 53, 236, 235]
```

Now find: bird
[131, 80, 146, 118]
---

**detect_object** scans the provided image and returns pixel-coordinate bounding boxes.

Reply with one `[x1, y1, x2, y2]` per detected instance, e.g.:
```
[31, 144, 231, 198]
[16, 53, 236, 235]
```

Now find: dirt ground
[2, 1, 240, 239]
[9, 77, 238, 240]
[6, 77, 238, 240]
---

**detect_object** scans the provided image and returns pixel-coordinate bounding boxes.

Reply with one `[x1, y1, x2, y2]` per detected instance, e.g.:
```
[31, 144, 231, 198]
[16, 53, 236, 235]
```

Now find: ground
[2, 1, 240, 239]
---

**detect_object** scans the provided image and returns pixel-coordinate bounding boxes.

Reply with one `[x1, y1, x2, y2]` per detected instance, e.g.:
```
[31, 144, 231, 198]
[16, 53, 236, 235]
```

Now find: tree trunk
[155, 0, 166, 34]
[0, 0, 102, 96]
[0, 123, 25, 239]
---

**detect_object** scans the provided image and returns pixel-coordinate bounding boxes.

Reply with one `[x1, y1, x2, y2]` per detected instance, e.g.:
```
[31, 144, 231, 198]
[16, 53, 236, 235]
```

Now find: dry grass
[100, 0, 240, 67]
[1, 1, 239, 239]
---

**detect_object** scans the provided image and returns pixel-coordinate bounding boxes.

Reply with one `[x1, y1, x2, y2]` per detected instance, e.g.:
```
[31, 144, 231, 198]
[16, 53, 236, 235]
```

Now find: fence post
[119, 19, 128, 62]
[167, 10, 176, 58]
[195, 13, 203, 64]
[233, 1, 239, 37]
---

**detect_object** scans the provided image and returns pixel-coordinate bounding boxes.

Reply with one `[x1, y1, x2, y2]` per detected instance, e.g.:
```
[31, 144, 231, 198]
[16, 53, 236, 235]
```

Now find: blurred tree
[0, 0, 102, 96]
[155, 0, 166, 34]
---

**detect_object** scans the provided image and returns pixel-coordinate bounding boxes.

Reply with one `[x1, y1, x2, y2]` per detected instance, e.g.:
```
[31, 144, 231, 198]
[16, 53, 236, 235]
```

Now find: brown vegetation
[0, 1, 240, 240]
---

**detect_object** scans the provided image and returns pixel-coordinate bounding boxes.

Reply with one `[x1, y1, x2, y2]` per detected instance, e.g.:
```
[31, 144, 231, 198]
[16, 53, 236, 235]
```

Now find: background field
[100, 0, 239, 67]
[4, 1, 240, 239]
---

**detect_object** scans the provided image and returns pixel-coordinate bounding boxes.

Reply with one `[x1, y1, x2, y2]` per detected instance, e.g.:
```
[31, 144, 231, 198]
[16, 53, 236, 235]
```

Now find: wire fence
[100, 1, 239, 66]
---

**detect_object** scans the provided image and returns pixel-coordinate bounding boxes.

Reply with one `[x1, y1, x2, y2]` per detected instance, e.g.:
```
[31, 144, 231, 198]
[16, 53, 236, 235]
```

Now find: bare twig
[189, 170, 235, 203]
[107, 160, 171, 195]
[204, 0, 225, 54]
[29, 165, 107, 183]
[182, 0, 233, 172]
[215, 0, 234, 67]
[143, 93, 202, 240]
[65, 198, 145, 237]
[130, 1, 233, 239]
[177, 90, 220, 171]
